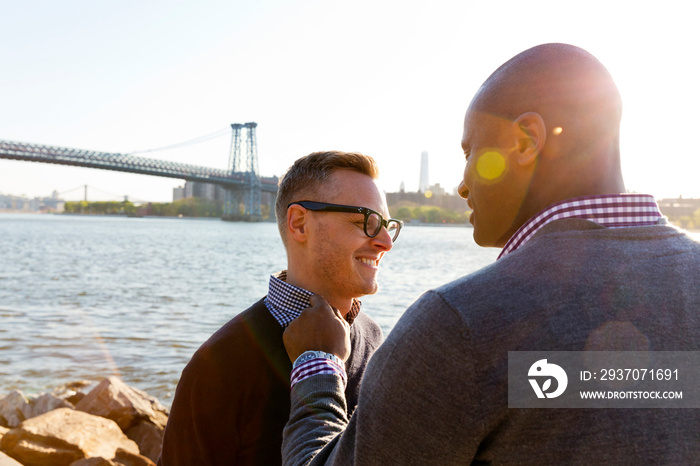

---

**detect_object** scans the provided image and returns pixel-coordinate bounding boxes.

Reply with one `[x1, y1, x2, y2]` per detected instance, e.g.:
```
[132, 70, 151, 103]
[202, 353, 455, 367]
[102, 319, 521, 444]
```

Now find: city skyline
[2, 1, 699, 202]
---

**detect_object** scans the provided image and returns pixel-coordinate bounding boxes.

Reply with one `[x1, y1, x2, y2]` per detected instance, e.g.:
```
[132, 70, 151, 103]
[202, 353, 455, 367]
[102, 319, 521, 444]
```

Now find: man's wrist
[293, 350, 344, 368]
[290, 351, 347, 388]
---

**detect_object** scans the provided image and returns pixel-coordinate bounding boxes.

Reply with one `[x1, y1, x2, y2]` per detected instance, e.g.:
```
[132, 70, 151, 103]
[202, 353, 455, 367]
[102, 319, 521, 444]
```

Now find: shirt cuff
[291, 351, 347, 388]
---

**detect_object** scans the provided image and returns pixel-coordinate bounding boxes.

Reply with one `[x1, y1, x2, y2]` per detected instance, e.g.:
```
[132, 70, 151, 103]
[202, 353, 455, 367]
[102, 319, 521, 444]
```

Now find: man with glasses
[159, 151, 401, 465]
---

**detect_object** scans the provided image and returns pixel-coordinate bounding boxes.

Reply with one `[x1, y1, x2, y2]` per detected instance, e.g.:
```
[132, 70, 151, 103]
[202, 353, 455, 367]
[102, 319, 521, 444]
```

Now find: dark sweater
[159, 298, 382, 466]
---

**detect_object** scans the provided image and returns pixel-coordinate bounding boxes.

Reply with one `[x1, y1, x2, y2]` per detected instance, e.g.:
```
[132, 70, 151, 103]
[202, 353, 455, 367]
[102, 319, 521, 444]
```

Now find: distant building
[385, 187, 467, 212]
[178, 180, 277, 218]
[183, 181, 226, 203]
[419, 151, 429, 193]
[658, 197, 700, 218]
[173, 185, 185, 202]
[39, 190, 65, 213]
[427, 183, 445, 196]
[0, 191, 64, 213]
[0, 194, 30, 211]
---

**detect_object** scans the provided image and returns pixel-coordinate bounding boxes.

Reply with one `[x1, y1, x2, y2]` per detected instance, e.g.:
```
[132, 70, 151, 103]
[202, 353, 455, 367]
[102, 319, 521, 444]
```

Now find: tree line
[63, 199, 469, 224]
[64, 198, 224, 218]
[390, 204, 469, 224]
[667, 208, 700, 230]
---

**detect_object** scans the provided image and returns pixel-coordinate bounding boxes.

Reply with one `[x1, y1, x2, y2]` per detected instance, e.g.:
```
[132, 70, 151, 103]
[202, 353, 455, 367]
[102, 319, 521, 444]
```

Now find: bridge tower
[227, 123, 243, 173]
[243, 122, 262, 219]
[223, 122, 262, 220]
[224, 124, 243, 217]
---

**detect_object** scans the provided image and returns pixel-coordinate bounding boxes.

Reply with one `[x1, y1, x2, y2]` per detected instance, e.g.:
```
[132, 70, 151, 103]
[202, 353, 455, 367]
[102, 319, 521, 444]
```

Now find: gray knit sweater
[283, 219, 700, 465]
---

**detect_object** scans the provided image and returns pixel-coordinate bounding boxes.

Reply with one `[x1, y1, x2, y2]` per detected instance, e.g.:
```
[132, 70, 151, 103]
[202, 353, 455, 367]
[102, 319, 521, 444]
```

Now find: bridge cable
[129, 128, 230, 155]
[86, 185, 128, 200]
[57, 185, 88, 196]
[59, 185, 140, 202]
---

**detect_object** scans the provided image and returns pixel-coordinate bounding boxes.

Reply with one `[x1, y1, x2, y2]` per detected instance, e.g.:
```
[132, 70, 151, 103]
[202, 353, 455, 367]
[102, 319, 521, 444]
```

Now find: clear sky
[1, 0, 698, 202]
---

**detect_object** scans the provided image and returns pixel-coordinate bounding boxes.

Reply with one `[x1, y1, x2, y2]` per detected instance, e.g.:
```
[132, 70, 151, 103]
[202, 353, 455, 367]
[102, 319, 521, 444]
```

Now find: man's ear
[513, 112, 546, 166]
[287, 204, 308, 243]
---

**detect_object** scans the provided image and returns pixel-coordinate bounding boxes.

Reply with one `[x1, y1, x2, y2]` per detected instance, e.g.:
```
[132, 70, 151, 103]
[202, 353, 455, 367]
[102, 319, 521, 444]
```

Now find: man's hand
[283, 294, 351, 363]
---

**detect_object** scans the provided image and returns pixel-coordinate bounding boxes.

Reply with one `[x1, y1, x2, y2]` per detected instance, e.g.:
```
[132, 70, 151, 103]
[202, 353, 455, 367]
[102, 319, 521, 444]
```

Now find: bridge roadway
[0, 139, 278, 191]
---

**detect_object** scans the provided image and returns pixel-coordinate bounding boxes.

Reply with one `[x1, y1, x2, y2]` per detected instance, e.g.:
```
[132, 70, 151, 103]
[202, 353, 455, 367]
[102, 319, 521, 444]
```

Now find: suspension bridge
[0, 122, 277, 221]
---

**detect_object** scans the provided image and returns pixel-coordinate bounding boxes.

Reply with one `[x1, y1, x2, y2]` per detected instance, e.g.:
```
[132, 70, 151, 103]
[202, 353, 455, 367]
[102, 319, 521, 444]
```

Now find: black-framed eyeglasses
[288, 200, 403, 242]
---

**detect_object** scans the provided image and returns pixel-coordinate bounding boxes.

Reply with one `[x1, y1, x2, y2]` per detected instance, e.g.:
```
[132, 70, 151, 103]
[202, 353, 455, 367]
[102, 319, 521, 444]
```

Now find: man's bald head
[472, 43, 622, 134]
[469, 44, 625, 207]
[458, 44, 627, 247]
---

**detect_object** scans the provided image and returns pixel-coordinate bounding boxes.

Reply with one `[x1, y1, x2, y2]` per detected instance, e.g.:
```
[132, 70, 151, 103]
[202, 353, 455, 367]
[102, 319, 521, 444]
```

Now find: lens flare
[553, 126, 563, 135]
[476, 150, 506, 181]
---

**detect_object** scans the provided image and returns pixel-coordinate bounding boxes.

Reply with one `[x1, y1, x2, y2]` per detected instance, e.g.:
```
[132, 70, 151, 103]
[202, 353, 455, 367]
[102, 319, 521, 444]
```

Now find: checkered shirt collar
[498, 193, 663, 260]
[264, 270, 361, 327]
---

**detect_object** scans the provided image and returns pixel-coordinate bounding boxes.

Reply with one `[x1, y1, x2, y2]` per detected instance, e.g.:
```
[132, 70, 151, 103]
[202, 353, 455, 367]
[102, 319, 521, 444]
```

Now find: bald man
[281, 44, 700, 464]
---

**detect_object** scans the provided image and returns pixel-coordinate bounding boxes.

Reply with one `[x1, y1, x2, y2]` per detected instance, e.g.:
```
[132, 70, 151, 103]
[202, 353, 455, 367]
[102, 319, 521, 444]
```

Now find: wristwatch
[293, 350, 344, 368]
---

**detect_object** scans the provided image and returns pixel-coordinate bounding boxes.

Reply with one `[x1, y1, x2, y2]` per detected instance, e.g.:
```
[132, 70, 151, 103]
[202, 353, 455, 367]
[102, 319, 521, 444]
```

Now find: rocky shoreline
[0, 377, 168, 466]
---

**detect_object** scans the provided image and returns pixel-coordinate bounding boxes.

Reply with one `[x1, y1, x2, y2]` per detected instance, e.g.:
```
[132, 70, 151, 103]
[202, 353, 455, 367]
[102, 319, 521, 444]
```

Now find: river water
[0, 213, 499, 404]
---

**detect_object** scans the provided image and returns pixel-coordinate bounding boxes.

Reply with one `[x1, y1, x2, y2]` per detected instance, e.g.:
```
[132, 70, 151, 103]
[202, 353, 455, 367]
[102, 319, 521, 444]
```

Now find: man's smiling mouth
[357, 257, 378, 267]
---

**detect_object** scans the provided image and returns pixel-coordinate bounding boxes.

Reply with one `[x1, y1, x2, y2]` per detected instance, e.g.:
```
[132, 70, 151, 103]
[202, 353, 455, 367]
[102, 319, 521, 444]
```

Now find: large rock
[0, 408, 139, 466]
[76, 378, 168, 431]
[114, 447, 156, 466]
[0, 426, 7, 456]
[23, 392, 75, 419]
[126, 421, 163, 462]
[0, 450, 23, 466]
[70, 458, 119, 466]
[0, 391, 28, 428]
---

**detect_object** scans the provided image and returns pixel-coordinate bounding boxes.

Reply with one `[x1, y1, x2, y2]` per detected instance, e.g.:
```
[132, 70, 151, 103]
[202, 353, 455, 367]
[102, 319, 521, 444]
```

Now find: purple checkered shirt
[264, 270, 361, 327]
[265, 271, 359, 388]
[498, 193, 664, 260]
[290, 355, 347, 389]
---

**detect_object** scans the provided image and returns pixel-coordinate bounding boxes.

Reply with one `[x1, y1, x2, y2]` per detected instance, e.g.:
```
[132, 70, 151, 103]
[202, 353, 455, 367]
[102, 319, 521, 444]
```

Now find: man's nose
[371, 226, 394, 251]
[457, 180, 469, 199]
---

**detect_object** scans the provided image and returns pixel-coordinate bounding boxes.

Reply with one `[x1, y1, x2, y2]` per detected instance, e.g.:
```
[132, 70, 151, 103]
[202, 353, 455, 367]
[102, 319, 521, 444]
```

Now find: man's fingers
[282, 294, 352, 363]
[308, 294, 332, 313]
[308, 294, 346, 323]
[308, 293, 323, 306]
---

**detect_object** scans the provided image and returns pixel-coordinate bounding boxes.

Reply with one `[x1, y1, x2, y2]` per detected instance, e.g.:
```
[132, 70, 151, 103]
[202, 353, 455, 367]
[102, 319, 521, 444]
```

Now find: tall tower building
[419, 151, 429, 193]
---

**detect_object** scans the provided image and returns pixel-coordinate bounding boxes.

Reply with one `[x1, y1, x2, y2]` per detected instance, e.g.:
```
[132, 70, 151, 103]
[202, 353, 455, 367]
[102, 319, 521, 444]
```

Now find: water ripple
[0, 214, 500, 404]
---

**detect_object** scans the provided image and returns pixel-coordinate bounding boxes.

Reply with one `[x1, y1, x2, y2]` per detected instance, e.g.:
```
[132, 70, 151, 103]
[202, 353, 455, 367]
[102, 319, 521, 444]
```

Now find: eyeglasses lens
[366, 212, 382, 236]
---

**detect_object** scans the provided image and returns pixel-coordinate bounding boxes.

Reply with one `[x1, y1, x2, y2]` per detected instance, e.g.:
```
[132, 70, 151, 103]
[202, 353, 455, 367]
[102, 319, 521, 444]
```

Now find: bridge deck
[0, 140, 278, 191]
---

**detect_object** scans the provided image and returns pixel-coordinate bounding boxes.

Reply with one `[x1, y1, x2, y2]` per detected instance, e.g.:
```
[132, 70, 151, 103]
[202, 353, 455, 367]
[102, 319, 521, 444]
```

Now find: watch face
[294, 350, 321, 366]
[294, 350, 341, 367]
